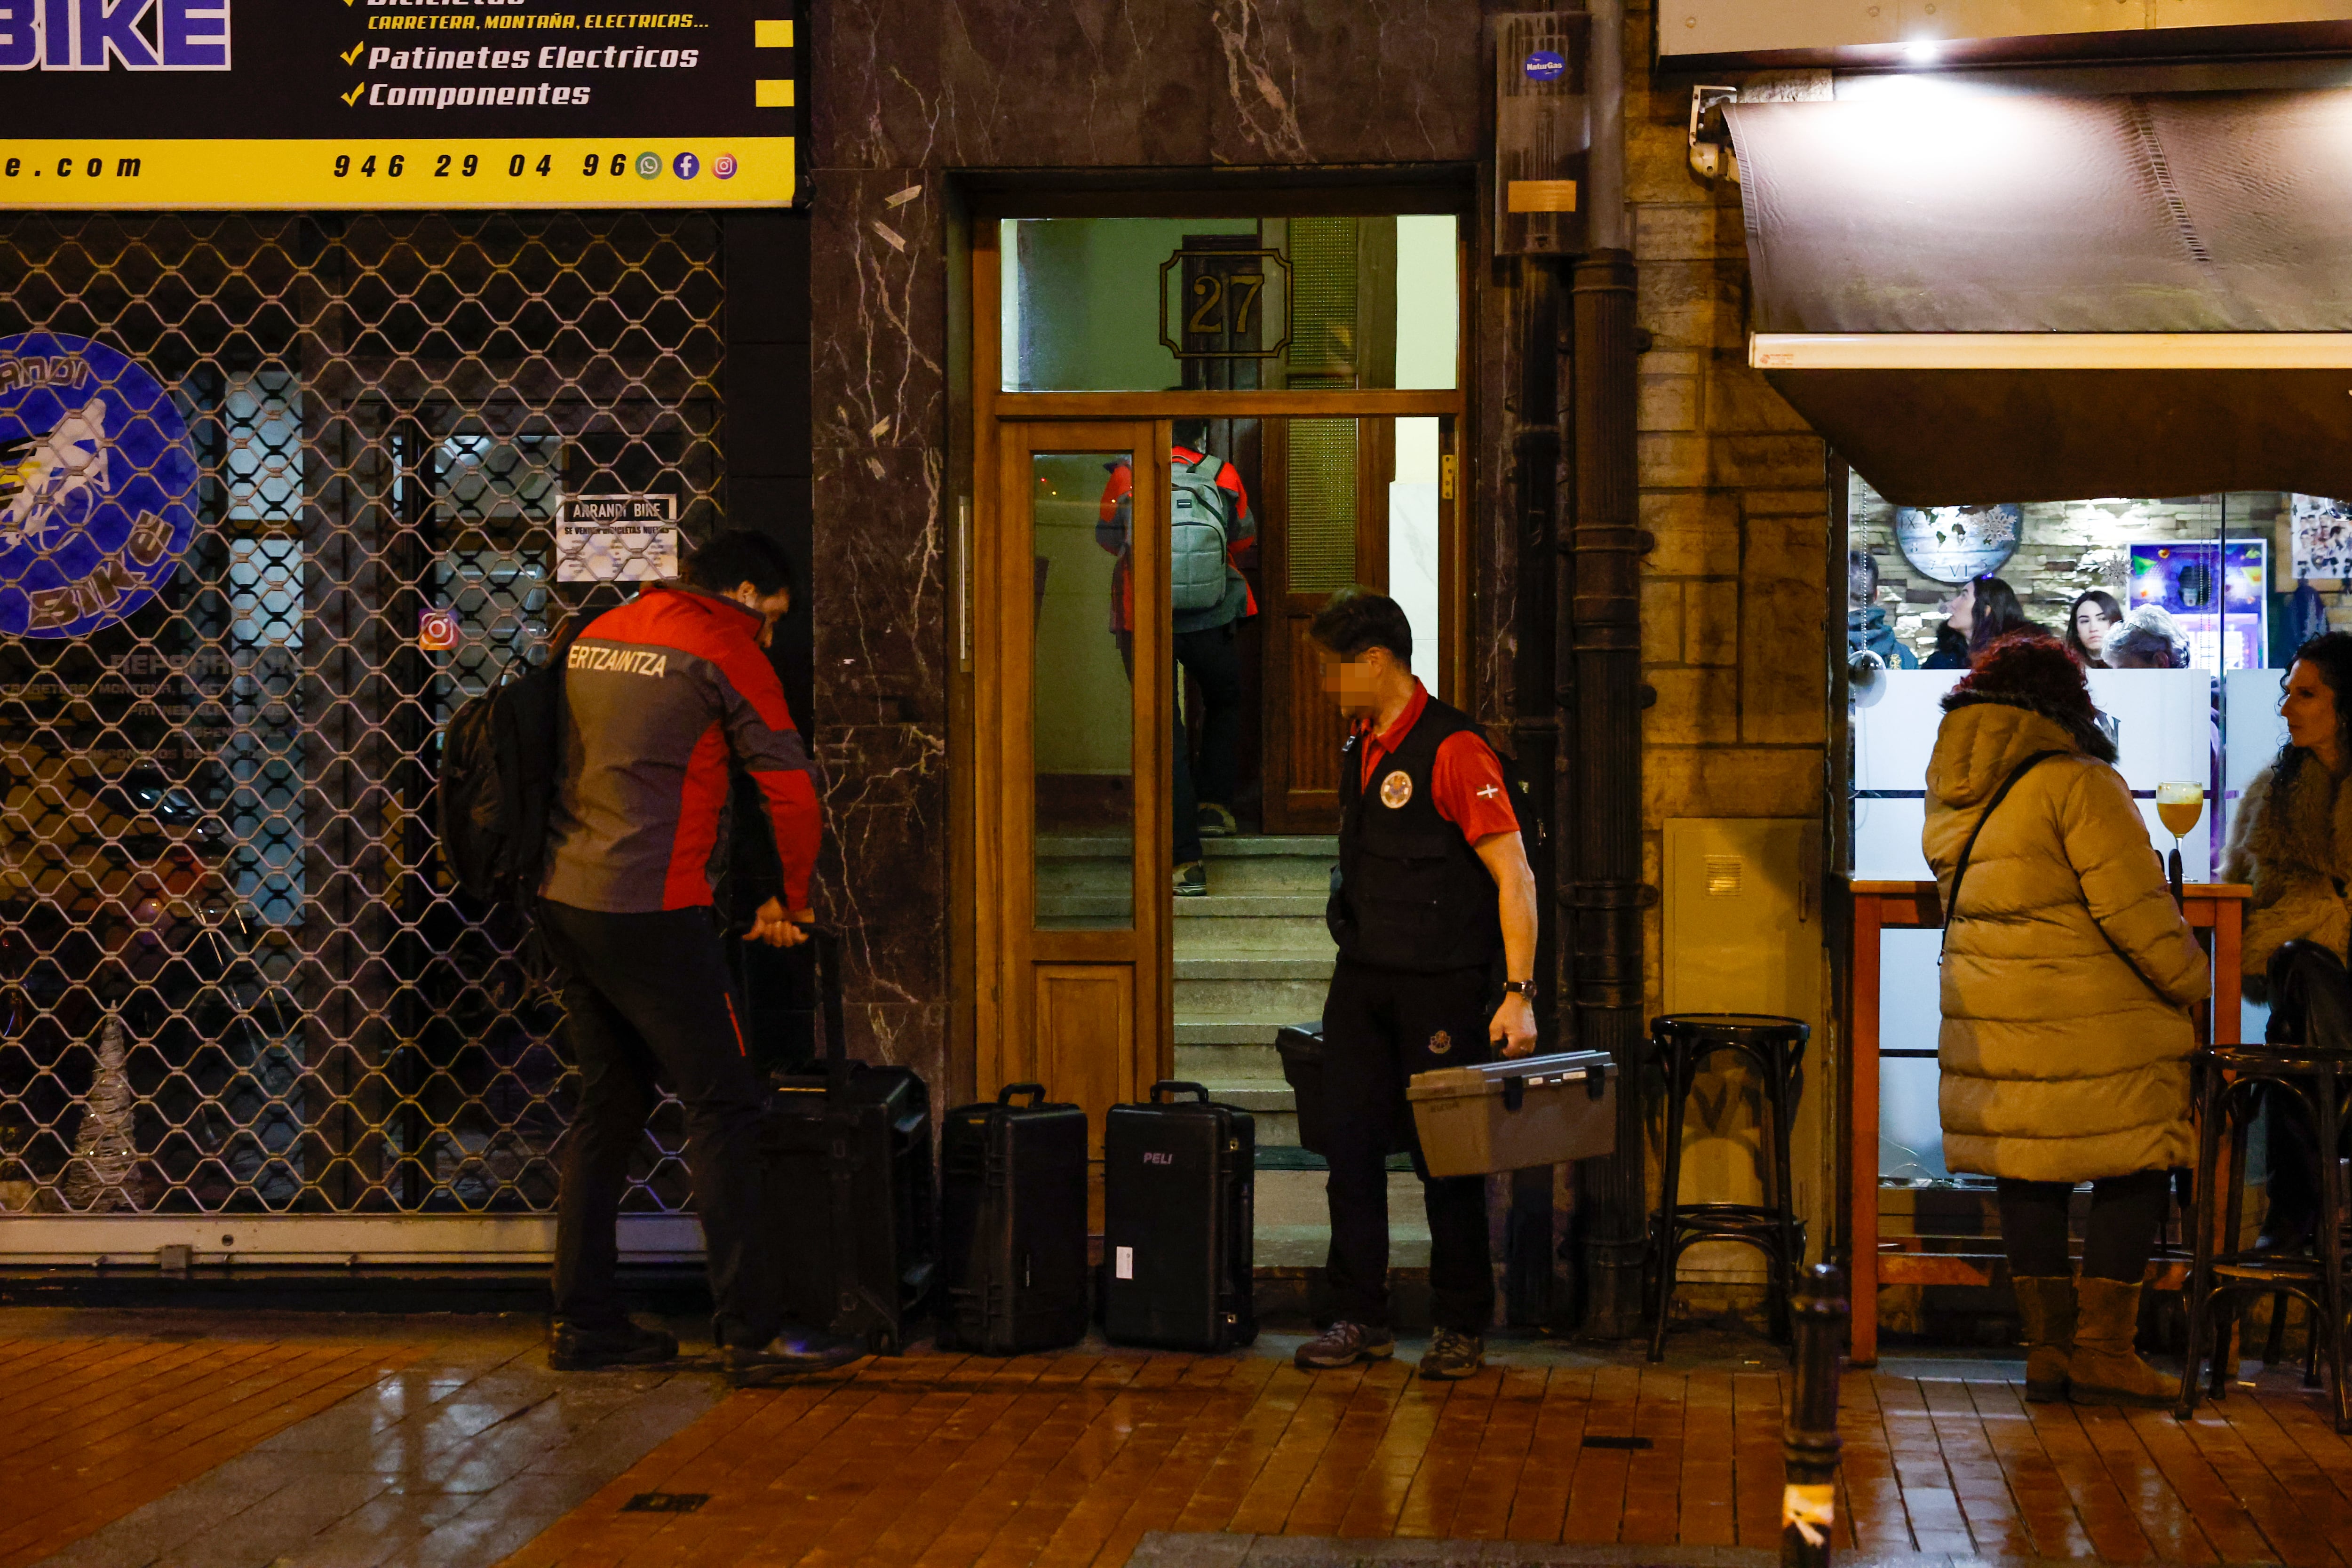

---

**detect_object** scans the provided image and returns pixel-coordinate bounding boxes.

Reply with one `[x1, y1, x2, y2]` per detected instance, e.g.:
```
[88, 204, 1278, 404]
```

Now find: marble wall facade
[803, 0, 1834, 1102]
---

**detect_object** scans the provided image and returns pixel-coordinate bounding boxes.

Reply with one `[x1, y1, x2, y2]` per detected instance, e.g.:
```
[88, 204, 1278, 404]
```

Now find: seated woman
[1927, 631, 2208, 1406]
[2066, 589, 2124, 668]
[2222, 632, 2352, 1245]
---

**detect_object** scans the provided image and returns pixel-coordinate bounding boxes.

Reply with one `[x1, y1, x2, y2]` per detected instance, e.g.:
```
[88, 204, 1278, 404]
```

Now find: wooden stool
[2178, 1042, 2352, 1432]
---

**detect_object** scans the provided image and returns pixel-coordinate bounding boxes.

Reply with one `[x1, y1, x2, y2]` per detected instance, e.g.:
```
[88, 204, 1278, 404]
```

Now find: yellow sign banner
[0, 138, 795, 210]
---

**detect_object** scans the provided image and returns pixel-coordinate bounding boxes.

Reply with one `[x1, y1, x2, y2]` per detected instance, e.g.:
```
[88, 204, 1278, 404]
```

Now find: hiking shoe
[548, 1317, 678, 1371]
[1197, 803, 1239, 838]
[1419, 1328, 1486, 1381]
[1174, 861, 1208, 897]
[1294, 1321, 1396, 1369]
[720, 1324, 866, 1386]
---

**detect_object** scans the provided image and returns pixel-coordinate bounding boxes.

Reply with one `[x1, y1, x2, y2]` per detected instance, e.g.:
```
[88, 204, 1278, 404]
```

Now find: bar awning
[1728, 88, 2352, 505]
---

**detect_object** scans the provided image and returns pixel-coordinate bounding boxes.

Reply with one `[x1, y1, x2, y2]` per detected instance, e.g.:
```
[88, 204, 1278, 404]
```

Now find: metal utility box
[1407, 1050, 1618, 1178]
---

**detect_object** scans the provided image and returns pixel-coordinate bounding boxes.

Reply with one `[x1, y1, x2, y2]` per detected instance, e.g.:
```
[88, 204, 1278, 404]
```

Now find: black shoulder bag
[1940, 749, 2067, 955]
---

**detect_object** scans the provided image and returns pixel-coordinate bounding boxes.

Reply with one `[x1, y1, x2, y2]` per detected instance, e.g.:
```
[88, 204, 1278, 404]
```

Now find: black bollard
[1781, 1262, 1849, 1568]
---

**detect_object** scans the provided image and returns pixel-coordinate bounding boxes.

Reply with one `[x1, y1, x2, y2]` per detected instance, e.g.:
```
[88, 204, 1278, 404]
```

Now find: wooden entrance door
[976, 422, 1172, 1148]
[1260, 417, 1394, 834]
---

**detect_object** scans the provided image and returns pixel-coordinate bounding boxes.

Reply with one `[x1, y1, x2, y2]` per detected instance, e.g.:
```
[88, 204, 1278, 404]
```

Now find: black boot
[549, 1317, 680, 1371]
[720, 1323, 866, 1385]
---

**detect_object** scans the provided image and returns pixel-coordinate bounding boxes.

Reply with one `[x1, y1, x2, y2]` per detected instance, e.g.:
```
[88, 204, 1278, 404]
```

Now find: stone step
[1174, 976, 1330, 1019]
[1190, 857, 1333, 895]
[1035, 835, 1336, 860]
[1174, 920, 1335, 954]
[1174, 892, 1327, 918]
[1173, 955, 1331, 981]
[1175, 1019, 1284, 1048]
[1036, 836, 1337, 897]
[1176, 1042, 1283, 1078]
[1200, 836, 1338, 859]
[1197, 1077, 1295, 1114]
[1191, 1077, 1299, 1147]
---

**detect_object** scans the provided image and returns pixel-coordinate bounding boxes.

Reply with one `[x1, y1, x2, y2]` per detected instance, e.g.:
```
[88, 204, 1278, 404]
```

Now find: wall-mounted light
[1688, 84, 1740, 184]
[1904, 38, 1941, 65]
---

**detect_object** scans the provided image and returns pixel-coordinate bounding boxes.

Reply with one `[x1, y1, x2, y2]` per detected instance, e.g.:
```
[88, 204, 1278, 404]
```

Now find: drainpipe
[1506, 249, 1564, 1329]
[1569, 0, 1651, 1340]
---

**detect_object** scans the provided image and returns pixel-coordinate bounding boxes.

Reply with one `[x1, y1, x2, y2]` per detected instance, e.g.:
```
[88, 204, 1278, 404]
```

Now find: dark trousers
[1121, 621, 1246, 866]
[1997, 1170, 2169, 1282]
[540, 899, 780, 1349]
[1321, 958, 1496, 1332]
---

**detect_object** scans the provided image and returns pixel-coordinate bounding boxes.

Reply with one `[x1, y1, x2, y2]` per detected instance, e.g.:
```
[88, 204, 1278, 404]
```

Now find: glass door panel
[1032, 450, 1139, 932]
[985, 423, 1169, 1162]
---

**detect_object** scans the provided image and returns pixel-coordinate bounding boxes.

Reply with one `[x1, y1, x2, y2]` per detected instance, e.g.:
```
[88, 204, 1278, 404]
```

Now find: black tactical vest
[1330, 694, 1506, 973]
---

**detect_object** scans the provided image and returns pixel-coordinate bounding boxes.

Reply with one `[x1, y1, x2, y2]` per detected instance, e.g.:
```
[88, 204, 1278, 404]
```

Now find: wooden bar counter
[1844, 879, 2249, 1365]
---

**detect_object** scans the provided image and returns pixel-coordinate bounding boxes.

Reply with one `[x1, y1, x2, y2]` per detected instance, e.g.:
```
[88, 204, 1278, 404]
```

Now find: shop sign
[0, 332, 198, 640]
[0, 0, 800, 210]
[556, 493, 676, 582]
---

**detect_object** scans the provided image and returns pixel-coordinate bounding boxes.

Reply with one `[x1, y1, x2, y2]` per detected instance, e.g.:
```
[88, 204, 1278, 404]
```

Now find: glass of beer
[2156, 781, 2204, 902]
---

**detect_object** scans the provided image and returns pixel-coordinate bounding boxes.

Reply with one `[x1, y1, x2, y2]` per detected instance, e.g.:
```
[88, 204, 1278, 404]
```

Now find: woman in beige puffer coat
[1923, 632, 2208, 1408]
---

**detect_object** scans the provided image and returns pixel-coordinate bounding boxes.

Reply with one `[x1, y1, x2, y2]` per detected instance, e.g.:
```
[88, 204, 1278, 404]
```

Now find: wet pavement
[9, 1309, 2352, 1567]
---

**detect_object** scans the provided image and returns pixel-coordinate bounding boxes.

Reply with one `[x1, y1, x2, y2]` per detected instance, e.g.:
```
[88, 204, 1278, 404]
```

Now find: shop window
[1000, 214, 1458, 392]
[0, 212, 721, 1223]
[432, 431, 560, 705]
[1847, 476, 2309, 1183]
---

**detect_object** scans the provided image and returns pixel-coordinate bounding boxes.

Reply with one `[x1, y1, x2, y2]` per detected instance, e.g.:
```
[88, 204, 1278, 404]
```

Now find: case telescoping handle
[809, 924, 849, 1095]
[997, 1082, 1047, 1106]
[1149, 1080, 1210, 1105]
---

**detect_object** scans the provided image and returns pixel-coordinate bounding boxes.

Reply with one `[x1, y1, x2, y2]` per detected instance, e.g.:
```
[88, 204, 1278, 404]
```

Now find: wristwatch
[1503, 979, 1539, 1002]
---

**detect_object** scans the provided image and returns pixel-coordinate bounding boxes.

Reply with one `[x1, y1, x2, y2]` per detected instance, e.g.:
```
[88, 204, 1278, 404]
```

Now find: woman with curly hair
[2221, 631, 2352, 1245]
[1926, 630, 2208, 1407]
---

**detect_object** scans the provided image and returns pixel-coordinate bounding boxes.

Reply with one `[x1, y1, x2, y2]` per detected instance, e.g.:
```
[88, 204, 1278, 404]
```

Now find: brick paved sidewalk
[502, 1347, 2352, 1568]
[11, 1310, 2352, 1568]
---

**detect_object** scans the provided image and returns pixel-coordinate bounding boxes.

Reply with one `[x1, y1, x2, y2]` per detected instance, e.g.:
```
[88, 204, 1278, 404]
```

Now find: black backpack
[438, 628, 578, 907]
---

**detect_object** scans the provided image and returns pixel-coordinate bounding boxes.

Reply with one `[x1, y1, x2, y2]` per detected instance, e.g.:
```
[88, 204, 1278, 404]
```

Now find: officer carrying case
[763, 928, 937, 1353]
[938, 1082, 1090, 1355]
[1406, 1049, 1617, 1178]
[1102, 1081, 1256, 1352]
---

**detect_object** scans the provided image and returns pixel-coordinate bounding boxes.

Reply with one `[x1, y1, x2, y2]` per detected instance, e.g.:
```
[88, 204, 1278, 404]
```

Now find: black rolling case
[1102, 1080, 1256, 1352]
[938, 1082, 1090, 1354]
[764, 928, 936, 1353]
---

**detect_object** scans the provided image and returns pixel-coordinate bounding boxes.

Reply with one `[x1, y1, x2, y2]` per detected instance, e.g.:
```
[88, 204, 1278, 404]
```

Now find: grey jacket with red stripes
[540, 586, 821, 914]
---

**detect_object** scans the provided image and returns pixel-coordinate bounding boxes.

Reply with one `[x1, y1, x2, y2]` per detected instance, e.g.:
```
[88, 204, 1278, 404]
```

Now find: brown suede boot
[2068, 1276, 2178, 1408]
[2011, 1275, 2074, 1403]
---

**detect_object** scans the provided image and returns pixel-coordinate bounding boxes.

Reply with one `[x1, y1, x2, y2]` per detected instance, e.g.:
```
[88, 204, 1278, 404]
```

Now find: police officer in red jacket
[537, 530, 862, 1382]
[1291, 589, 1540, 1381]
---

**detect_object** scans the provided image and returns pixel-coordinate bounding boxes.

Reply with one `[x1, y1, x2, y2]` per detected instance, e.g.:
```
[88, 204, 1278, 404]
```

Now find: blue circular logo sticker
[0, 332, 196, 639]
[673, 151, 700, 180]
[1524, 49, 1566, 80]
